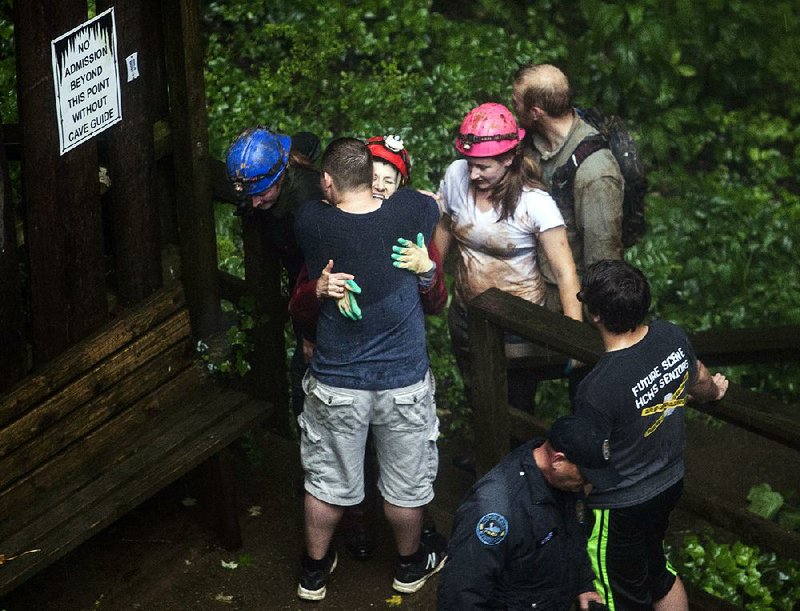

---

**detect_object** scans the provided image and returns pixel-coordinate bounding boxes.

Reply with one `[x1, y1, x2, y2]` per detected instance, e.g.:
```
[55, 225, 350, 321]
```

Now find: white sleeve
[523, 189, 564, 233]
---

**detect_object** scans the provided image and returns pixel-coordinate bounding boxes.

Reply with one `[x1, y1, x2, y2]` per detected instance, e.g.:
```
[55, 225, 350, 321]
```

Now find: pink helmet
[455, 103, 525, 157]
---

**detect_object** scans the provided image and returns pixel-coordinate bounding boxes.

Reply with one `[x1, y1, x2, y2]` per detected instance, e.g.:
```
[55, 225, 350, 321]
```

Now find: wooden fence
[0, 0, 277, 594]
[468, 288, 800, 568]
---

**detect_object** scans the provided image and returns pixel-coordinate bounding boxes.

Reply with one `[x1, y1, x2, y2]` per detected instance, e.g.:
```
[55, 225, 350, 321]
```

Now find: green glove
[391, 233, 434, 274]
[337, 279, 362, 320]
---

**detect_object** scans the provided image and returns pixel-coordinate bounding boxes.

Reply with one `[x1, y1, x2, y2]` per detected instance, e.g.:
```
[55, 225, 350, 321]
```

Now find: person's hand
[711, 372, 729, 400]
[302, 338, 316, 363]
[391, 233, 434, 274]
[578, 591, 605, 610]
[416, 189, 442, 205]
[315, 260, 355, 300]
[336, 279, 362, 320]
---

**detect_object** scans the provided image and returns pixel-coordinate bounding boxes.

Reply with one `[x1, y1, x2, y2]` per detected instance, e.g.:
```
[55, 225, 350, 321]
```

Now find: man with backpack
[512, 63, 635, 313]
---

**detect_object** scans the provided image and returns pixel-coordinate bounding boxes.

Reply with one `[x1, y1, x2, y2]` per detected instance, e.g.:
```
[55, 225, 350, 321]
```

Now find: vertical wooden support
[242, 217, 289, 414]
[161, 0, 221, 338]
[468, 309, 509, 477]
[202, 447, 243, 551]
[98, 0, 162, 306]
[0, 120, 26, 390]
[15, 0, 107, 366]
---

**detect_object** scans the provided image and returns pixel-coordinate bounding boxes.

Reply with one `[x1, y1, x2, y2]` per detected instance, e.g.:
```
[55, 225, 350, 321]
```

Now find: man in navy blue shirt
[438, 415, 614, 610]
[293, 138, 446, 601]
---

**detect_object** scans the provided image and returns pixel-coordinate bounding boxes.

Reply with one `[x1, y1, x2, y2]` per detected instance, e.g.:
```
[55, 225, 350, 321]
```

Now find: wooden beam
[15, 0, 107, 365]
[469, 288, 800, 452]
[0, 120, 26, 390]
[161, 0, 221, 338]
[0, 282, 185, 426]
[468, 313, 509, 477]
[98, 0, 163, 306]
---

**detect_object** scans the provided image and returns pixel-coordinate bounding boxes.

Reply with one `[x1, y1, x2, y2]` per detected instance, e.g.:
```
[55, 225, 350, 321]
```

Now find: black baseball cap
[549, 415, 622, 490]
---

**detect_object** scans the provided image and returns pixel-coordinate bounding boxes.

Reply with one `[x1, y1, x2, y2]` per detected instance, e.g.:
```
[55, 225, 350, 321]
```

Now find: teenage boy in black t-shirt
[573, 260, 728, 611]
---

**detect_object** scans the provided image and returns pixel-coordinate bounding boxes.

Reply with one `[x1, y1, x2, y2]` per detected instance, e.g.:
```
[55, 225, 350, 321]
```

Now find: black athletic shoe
[392, 532, 448, 594]
[344, 526, 375, 561]
[297, 552, 337, 601]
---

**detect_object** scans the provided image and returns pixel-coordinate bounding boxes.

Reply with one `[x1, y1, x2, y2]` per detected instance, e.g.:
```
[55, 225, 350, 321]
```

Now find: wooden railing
[467, 288, 800, 564]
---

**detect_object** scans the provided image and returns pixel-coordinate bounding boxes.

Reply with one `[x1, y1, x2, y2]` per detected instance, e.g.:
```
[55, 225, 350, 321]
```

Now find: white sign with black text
[51, 8, 122, 155]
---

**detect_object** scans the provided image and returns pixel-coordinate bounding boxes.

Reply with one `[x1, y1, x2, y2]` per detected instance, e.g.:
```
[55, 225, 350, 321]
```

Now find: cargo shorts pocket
[297, 411, 324, 476]
[302, 375, 356, 433]
[389, 383, 432, 432]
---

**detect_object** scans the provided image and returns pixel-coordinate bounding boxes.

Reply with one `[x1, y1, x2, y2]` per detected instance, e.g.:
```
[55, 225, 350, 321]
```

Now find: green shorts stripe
[588, 508, 616, 611]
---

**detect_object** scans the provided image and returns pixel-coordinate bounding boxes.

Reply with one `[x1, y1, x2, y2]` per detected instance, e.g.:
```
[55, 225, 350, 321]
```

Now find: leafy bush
[672, 533, 800, 609]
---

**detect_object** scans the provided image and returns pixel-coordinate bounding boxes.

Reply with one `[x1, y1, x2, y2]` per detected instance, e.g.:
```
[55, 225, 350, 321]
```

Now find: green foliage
[215, 202, 245, 278]
[0, 0, 15, 122]
[196, 298, 257, 378]
[747, 483, 785, 520]
[672, 533, 800, 609]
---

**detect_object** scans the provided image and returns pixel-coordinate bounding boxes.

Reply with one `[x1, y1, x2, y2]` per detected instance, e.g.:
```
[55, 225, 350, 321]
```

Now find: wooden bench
[0, 283, 270, 595]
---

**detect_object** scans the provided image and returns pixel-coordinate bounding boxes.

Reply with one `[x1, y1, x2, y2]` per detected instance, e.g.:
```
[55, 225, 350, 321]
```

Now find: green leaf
[747, 483, 785, 520]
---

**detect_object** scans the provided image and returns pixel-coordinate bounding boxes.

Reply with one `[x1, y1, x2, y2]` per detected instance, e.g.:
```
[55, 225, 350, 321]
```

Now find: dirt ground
[0, 430, 473, 611]
[2, 409, 797, 611]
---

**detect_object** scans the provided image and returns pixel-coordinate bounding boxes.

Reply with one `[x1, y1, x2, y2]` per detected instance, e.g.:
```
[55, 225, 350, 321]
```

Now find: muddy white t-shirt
[438, 159, 565, 310]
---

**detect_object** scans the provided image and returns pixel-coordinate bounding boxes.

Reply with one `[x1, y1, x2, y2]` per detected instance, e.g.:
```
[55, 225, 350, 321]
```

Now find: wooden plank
[0, 338, 192, 491]
[0, 308, 191, 458]
[0, 120, 26, 391]
[15, 0, 107, 366]
[0, 390, 267, 594]
[0, 364, 205, 539]
[0, 283, 184, 426]
[97, 0, 162, 306]
[691, 326, 800, 366]
[242, 215, 289, 408]
[470, 289, 605, 363]
[692, 383, 800, 452]
[161, 0, 221, 338]
[1, 123, 21, 161]
[468, 312, 509, 477]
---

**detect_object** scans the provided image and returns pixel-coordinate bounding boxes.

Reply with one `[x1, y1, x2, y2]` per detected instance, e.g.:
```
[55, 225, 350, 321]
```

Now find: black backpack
[550, 108, 647, 248]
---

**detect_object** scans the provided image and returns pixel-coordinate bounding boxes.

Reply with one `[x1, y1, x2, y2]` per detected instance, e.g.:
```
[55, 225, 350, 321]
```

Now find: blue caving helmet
[226, 127, 292, 196]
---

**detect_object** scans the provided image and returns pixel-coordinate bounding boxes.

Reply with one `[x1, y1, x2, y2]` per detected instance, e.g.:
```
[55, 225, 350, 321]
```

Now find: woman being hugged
[434, 103, 582, 422]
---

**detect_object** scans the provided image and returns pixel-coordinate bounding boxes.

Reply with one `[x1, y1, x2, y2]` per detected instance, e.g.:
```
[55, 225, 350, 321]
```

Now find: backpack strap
[550, 134, 607, 213]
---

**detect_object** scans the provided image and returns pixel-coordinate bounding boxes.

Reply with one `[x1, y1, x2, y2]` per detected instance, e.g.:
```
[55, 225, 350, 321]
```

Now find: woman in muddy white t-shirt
[433, 103, 582, 410]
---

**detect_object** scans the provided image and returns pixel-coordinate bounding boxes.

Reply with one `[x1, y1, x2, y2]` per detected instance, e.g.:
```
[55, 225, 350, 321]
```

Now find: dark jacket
[438, 440, 595, 610]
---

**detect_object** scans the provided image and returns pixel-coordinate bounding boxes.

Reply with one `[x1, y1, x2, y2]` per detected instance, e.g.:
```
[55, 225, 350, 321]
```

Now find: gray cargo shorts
[298, 370, 439, 508]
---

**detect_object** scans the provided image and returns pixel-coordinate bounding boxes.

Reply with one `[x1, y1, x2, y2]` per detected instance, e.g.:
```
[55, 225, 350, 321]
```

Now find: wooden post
[468, 307, 509, 477]
[202, 447, 243, 551]
[242, 216, 290, 416]
[161, 0, 221, 338]
[15, 0, 108, 366]
[0, 120, 26, 390]
[98, 0, 162, 307]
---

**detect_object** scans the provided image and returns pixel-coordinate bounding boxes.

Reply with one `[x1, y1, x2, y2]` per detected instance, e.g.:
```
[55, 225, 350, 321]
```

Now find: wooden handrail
[468, 288, 800, 453]
[467, 287, 800, 563]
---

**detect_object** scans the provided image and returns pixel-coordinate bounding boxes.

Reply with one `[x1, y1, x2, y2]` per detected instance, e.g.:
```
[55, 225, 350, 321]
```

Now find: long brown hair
[489, 145, 545, 221]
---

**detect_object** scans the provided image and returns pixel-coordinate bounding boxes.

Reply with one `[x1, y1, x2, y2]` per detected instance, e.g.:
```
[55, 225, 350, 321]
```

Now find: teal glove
[337, 279, 362, 320]
[391, 233, 433, 274]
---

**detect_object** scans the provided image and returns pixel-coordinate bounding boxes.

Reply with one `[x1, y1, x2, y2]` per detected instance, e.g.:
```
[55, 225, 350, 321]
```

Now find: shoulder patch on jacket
[475, 513, 509, 546]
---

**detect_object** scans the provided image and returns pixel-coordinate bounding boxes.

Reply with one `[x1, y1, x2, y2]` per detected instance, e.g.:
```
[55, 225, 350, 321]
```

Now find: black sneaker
[297, 551, 337, 601]
[392, 532, 448, 594]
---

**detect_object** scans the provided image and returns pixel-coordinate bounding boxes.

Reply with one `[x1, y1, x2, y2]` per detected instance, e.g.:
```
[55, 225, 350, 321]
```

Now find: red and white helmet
[367, 135, 411, 182]
[455, 103, 525, 158]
